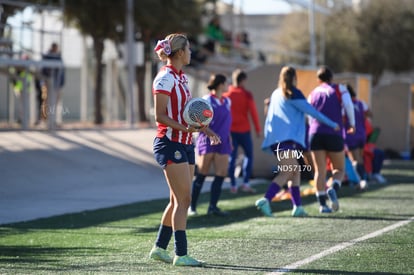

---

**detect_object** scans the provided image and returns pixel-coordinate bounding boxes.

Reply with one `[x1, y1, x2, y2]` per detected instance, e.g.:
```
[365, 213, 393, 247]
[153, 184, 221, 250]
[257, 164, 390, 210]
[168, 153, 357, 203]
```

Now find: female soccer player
[308, 66, 355, 213]
[190, 74, 232, 217]
[149, 33, 221, 267]
[344, 84, 370, 190]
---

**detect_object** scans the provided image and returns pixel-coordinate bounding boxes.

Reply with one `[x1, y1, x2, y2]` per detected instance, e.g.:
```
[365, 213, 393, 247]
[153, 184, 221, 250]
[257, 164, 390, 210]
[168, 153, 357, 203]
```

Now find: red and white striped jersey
[153, 64, 193, 144]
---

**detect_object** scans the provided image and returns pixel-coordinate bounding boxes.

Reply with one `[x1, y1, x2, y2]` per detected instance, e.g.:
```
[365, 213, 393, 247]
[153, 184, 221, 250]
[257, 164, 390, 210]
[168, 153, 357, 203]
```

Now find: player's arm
[154, 93, 189, 132]
[339, 84, 356, 133]
[248, 96, 261, 137]
[291, 99, 339, 130]
[200, 127, 222, 145]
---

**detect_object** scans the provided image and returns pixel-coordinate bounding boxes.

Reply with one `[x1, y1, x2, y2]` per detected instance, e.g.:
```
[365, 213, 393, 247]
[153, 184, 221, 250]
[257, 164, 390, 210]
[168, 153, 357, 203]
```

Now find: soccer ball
[183, 98, 214, 128]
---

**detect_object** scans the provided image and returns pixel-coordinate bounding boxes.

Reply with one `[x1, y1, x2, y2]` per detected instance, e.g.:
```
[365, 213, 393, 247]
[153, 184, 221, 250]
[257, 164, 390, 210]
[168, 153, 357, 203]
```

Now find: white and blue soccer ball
[183, 97, 214, 127]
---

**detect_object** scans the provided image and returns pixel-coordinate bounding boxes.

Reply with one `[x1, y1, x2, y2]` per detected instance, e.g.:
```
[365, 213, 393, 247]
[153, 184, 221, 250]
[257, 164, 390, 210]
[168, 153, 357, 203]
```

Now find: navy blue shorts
[309, 133, 344, 152]
[153, 136, 195, 169]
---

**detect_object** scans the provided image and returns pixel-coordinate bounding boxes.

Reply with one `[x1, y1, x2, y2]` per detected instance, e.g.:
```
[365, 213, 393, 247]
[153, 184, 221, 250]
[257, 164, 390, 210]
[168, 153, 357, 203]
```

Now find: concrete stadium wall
[372, 82, 413, 156]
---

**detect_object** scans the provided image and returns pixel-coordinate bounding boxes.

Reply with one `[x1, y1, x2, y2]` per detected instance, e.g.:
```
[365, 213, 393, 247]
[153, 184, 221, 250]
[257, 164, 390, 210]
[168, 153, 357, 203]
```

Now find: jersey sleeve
[361, 100, 369, 112]
[153, 71, 174, 95]
[339, 84, 355, 127]
[291, 98, 338, 129]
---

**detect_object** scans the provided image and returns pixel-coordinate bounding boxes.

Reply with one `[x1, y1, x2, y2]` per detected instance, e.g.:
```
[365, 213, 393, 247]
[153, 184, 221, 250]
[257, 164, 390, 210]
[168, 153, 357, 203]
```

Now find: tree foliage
[353, 0, 414, 82]
[133, 0, 202, 42]
[277, 12, 310, 64]
[0, 0, 61, 37]
[0, 5, 20, 37]
[278, 0, 414, 85]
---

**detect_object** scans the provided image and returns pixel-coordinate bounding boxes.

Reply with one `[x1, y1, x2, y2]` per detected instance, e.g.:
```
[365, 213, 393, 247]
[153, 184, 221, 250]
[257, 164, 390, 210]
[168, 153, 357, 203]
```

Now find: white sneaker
[372, 173, 387, 184]
[359, 180, 368, 190]
[188, 208, 198, 216]
[327, 187, 339, 212]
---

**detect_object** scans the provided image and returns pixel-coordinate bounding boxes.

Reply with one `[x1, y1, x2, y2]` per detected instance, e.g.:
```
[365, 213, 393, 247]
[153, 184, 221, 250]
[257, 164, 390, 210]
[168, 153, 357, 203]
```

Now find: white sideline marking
[269, 217, 414, 275]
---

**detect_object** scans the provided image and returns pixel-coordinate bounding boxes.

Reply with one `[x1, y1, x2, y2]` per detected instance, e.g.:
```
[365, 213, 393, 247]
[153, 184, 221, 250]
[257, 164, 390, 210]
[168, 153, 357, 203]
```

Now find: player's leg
[228, 132, 239, 192]
[326, 150, 345, 211]
[208, 153, 229, 216]
[190, 153, 213, 214]
[311, 149, 331, 213]
[239, 132, 255, 193]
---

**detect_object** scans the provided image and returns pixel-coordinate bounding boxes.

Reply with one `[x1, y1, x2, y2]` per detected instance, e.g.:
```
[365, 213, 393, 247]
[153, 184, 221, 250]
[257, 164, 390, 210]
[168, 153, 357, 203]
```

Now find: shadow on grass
[0, 244, 138, 273]
[1, 161, 413, 232]
[0, 201, 165, 231]
[202, 263, 404, 274]
[0, 245, 103, 263]
[187, 181, 412, 228]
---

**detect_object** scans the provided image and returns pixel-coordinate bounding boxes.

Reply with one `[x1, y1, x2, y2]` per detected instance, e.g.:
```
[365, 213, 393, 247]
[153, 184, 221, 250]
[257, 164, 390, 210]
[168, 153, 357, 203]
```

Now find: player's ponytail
[207, 74, 226, 91]
[278, 66, 296, 99]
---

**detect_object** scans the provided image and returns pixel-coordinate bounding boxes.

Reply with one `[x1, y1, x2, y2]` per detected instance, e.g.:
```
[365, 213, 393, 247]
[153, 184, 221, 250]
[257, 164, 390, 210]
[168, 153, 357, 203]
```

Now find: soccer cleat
[319, 205, 333, 213]
[372, 173, 387, 184]
[241, 184, 256, 193]
[327, 187, 339, 212]
[188, 208, 198, 216]
[149, 246, 173, 263]
[173, 255, 203, 267]
[207, 207, 229, 217]
[292, 206, 308, 217]
[359, 180, 368, 190]
[255, 198, 274, 217]
[230, 186, 238, 194]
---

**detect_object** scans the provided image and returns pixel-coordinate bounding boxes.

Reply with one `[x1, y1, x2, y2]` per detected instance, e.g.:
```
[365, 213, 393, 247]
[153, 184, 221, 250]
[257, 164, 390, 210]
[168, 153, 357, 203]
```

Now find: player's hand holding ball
[183, 97, 221, 144]
[203, 127, 221, 145]
[209, 135, 221, 145]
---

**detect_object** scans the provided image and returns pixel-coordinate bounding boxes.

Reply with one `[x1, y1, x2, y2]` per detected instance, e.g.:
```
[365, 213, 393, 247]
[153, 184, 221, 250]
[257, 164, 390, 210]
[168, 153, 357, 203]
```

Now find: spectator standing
[10, 54, 33, 125]
[190, 74, 232, 217]
[41, 42, 65, 127]
[223, 69, 261, 194]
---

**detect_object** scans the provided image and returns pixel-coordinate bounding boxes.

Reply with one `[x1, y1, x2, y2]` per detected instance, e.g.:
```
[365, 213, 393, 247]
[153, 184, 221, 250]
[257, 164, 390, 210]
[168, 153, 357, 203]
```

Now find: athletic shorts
[309, 133, 344, 152]
[346, 138, 365, 151]
[153, 136, 195, 168]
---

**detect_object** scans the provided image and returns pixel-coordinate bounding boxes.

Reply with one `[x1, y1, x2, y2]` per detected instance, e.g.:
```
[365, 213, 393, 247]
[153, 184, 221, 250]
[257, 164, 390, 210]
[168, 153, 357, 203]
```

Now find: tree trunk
[136, 65, 148, 122]
[93, 38, 104, 124]
[0, 6, 17, 38]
